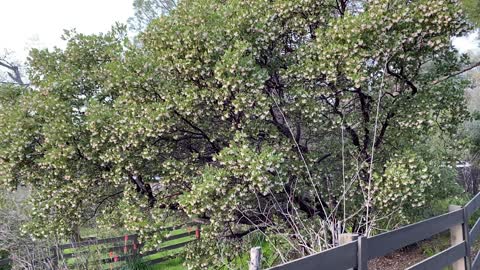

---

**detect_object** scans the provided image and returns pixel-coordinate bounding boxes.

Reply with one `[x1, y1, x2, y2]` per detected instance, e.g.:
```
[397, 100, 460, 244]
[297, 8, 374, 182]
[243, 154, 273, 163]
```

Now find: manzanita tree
[0, 0, 474, 267]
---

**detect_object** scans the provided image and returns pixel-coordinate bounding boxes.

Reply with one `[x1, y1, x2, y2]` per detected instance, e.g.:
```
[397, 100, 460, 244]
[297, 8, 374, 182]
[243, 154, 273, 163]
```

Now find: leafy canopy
[0, 0, 473, 267]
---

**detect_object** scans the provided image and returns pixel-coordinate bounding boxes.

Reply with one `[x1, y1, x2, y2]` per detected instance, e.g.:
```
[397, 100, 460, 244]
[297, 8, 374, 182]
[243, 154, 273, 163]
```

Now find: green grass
[419, 234, 455, 270]
[224, 240, 278, 269]
[141, 227, 196, 260]
[169, 228, 194, 236]
[151, 257, 185, 270]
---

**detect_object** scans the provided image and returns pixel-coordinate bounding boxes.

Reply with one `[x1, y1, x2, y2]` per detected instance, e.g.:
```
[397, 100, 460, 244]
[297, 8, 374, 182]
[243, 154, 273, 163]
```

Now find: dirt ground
[369, 244, 427, 270]
[368, 235, 479, 270]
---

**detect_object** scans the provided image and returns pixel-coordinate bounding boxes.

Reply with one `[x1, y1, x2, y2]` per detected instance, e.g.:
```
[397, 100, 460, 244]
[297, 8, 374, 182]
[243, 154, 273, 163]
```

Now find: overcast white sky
[453, 31, 480, 55]
[0, 1, 479, 63]
[0, 0, 133, 61]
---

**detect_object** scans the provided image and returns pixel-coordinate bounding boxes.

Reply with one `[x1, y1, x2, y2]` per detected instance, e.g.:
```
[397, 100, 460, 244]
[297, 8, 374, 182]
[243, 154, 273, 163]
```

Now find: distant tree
[0, 0, 476, 268]
[128, 0, 178, 31]
[462, 0, 480, 26]
[0, 51, 26, 85]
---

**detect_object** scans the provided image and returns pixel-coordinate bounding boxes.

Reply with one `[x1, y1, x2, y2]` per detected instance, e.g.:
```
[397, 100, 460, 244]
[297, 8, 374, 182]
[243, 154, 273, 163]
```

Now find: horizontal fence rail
[473, 251, 480, 270]
[268, 241, 358, 270]
[469, 193, 480, 270]
[366, 209, 463, 260]
[260, 191, 480, 270]
[0, 224, 199, 269]
[406, 242, 467, 270]
[57, 234, 135, 250]
[1, 223, 201, 270]
[465, 192, 480, 219]
[470, 217, 480, 243]
[0, 258, 11, 266]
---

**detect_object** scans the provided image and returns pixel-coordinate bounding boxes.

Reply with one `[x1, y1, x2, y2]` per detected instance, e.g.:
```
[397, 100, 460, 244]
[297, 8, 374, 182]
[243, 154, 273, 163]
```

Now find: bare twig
[432, 60, 480, 85]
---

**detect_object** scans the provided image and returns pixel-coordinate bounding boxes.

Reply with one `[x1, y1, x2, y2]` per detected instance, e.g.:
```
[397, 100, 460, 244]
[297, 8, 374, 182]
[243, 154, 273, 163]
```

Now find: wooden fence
[55, 223, 200, 269]
[1, 223, 200, 269]
[254, 193, 480, 270]
[0, 258, 10, 268]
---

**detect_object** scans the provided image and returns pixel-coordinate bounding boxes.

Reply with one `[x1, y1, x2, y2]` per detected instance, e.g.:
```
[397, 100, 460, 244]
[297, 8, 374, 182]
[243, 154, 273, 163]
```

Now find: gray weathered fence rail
[260, 192, 480, 270]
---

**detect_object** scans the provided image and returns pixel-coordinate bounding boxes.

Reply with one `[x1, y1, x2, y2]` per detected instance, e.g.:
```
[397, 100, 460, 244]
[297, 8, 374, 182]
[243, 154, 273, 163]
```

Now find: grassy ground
[152, 257, 185, 270]
[144, 229, 195, 270]
[152, 238, 278, 270]
[63, 227, 282, 269]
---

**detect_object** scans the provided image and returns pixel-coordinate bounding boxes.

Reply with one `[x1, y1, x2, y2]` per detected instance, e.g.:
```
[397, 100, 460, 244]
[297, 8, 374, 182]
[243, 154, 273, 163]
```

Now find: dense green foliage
[461, 0, 480, 26]
[0, 0, 475, 268]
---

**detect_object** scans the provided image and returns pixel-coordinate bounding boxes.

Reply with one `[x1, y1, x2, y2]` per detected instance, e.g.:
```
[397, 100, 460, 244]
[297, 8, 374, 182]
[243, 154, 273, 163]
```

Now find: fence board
[62, 232, 196, 259]
[62, 243, 140, 260]
[358, 236, 368, 270]
[0, 258, 10, 266]
[100, 253, 137, 264]
[406, 242, 467, 270]
[465, 193, 480, 219]
[68, 238, 191, 266]
[462, 207, 473, 268]
[141, 240, 196, 257]
[160, 222, 196, 232]
[473, 251, 480, 270]
[366, 209, 463, 259]
[470, 218, 480, 243]
[54, 223, 198, 268]
[58, 225, 194, 250]
[67, 253, 136, 266]
[58, 234, 136, 250]
[165, 231, 196, 241]
[267, 241, 358, 270]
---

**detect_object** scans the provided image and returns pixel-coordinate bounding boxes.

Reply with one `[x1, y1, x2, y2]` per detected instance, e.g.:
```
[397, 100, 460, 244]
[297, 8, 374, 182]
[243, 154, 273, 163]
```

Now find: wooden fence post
[340, 233, 359, 270]
[195, 225, 201, 239]
[340, 233, 359, 245]
[249, 247, 262, 270]
[357, 236, 368, 270]
[450, 205, 468, 270]
[132, 234, 139, 255]
[463, 207, 472, 270]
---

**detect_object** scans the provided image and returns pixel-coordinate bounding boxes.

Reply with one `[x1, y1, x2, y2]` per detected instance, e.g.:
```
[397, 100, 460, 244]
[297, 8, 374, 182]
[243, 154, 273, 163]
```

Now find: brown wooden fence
[258, 192, 480, 270]
[1, 223, 200, 269]
[0, 258, 10, 268]
[54, 223, 200, 269]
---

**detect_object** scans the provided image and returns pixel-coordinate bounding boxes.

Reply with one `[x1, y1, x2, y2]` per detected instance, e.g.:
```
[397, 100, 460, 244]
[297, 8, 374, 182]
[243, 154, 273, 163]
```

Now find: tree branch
[0, 59, 25, 85]
[432, 60, 480, 85]
[386, 61, 418, 96]
[269, 107, 309, 153]
[128, 173, 157, 207]
[374, 111, 395, 148]
[173, 110, 221, 152]
[225, 226, 267, 239]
